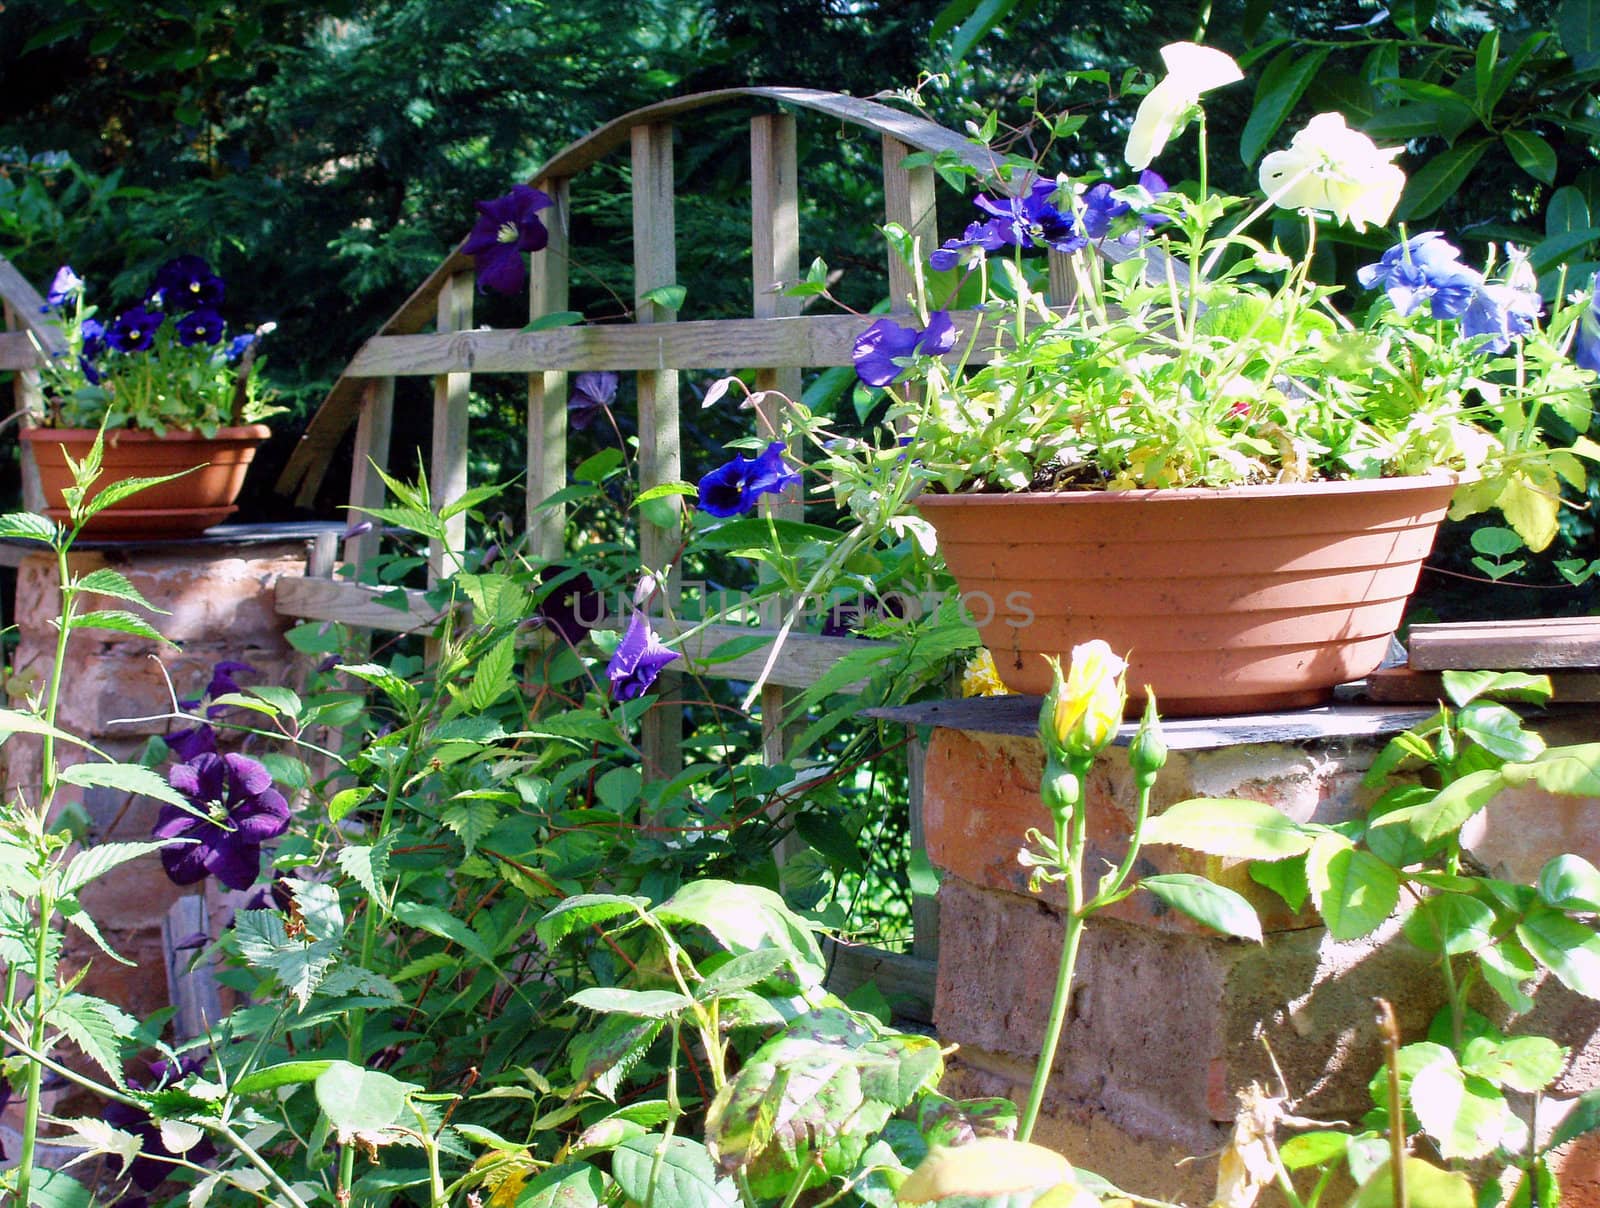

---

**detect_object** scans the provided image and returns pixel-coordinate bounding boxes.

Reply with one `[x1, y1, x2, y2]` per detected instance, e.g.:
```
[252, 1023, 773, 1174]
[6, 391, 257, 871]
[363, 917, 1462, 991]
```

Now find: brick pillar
[3, 542, 310, 1021]
[919, 714, 1600, 1204]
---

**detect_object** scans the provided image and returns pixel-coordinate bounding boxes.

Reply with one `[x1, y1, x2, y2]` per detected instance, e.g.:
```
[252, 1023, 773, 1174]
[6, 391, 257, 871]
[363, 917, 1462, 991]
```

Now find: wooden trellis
[0, 259, 57, 515]
[271, 88, 1021, 1015]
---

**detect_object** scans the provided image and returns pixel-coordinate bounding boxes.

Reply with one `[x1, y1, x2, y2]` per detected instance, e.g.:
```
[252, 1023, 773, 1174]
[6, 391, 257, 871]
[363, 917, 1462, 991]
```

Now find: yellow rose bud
[1039, 641, 1128, 761]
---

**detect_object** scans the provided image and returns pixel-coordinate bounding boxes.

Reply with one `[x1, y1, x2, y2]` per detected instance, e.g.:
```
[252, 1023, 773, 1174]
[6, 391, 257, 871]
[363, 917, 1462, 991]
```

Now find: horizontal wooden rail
[274, 576, 894, 690]
[343, 310, 1014, 378]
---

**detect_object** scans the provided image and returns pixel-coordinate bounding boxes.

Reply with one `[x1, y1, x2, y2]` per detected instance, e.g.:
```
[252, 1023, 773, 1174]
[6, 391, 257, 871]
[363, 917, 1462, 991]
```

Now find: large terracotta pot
[21, 424, 270, 538]
[915, 474, 1459, 716]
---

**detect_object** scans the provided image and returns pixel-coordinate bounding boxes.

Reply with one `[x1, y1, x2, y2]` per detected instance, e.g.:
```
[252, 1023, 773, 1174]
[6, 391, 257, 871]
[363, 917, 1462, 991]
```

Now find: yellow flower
[1124, 42, 1244, 171]
[1040, 640, 1128, 760]
[1258, 112, 1405, 233]
[961, 649, 1008, 698]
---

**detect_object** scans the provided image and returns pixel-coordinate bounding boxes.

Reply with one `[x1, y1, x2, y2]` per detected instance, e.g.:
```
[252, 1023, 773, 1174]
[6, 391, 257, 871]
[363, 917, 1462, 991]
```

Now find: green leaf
[337, 662, 421, 713]
[1441, 669, 1552, 707]
[60, 839, 176, 897]
[70, 609, 170, 644]
[73, 567, 162, 611]
[521, 310, 584, 332]
[1504, 130, 1558, 184]
[314, 1061, 418, 1140]
[640, 284, 687, 312]
[1409, 1057, 1510, 1160]
[696, 949, 796, 1000]
[1140, 798, 1316, 860]
[1376, 768, 1505, 844]
[612, 1134, 738, 1208]
[1559, 0, 1600, 67]
[942, 0, 1020, 63]
[1539, 853, 1600, 911]
[1248, 856, 1309, 911]
[441, 796, 500, 857]
[1518, 907, 1600, 998]
[1278, 1129, 1348, 1169]
[1458, 701, 1544, 761]
[469, 635, 517, 710]
[336, 840, 391, 905]
[637, 481, 699, 503]
[1397, 141, 1493, 222]
[328, 786, 373, 824]
[60, 762, 193, 814]
[570, 987, 695, 1019]
[232, 909, 339, 1008]
[0, 511, 58, 543]
[574, 1013, 663, 1097]
[537, 894, 650, 948]
[513, 1162, 606, 1208]
[1401, 892, 1495, 955]
[1389, 0, 1438, 38]
[1502, 745, 1600, 797]
[232, 1059, 338, 1096]
[47, 993, 134, 1087]
[1489, 1035, 1567, 1093]
[654, 880, 826, 987]
[1140, 874, 1262, 941]
[1349, 1158, 1473, 1208]
[1479, 940, 1538, 1013]
[1305, 835, 1399, 940]
[393, 900, 494, 963]
[1550, 1087, 1600, 1149]
[1240, 47, 1331, 166]
[1548, 186, 1592, 239]
[76, 471, 194, 524]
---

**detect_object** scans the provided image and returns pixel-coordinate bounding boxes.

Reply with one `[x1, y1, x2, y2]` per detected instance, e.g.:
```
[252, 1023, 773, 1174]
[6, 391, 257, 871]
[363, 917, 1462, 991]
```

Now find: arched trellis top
[275, 86, 1010, 503]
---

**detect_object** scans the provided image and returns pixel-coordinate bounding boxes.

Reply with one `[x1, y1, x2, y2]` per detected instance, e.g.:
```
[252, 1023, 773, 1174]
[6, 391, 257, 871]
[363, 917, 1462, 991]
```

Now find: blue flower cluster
[1357, 233, 1544, 355]
[929, 172, 1169, 272]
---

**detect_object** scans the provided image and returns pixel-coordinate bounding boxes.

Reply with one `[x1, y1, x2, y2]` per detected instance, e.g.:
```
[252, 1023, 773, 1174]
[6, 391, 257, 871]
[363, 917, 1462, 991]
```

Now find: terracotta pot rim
[913, 470, 1463, 508]
[20, 424, 271, 443]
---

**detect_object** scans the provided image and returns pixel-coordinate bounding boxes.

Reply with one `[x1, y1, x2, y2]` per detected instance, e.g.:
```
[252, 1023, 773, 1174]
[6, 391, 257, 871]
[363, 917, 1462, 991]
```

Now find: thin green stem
[216, 1121, 314, 1208]
[1018, 804, 1087, 1142]
[14, 887, 55, 1208]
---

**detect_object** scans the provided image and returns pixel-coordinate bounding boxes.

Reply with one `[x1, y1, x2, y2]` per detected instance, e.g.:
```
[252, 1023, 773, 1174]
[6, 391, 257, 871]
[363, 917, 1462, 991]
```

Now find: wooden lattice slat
[345, 377, 394, 571]
[430, 272, 474, 582]
[527, 175, 572, 558]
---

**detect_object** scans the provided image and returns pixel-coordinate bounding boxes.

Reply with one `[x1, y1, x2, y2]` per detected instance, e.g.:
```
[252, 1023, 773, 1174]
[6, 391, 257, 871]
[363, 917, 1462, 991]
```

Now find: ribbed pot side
[915, 474, 1459, 715]
[22, 425, 270, 538]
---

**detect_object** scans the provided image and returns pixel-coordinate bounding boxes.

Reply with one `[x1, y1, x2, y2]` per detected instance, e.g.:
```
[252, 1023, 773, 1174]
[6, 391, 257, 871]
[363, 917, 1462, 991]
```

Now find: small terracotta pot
[916, 474, 1459, 716]
[21, 424, 270, 539]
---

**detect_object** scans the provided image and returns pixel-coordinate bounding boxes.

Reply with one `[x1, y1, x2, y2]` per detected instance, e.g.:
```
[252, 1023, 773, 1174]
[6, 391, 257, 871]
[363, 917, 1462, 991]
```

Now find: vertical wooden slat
[881, 135, 938, 313]
[752, 114, 804, 777]
[429, 272, 473, 583]
[1047, 250, 1080, 309]
[906, 738, 938, 960]
[3, 300, 46, 514]
[527, 176, 571, 560]
[632, 122, 683, 779]
[345, 376, 394, 572]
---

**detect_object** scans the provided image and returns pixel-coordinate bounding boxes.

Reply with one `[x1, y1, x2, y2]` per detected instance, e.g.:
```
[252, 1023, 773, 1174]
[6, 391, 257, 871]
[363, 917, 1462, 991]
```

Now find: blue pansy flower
[464, 184, 554, 295]
[697, 440, 801, 518]
[226, 332, 257, 362]
[1573, 276, 1600, 373]
[1462, 282, 1543, 355]
[852, 310, 957, 388]
[152, 255, 225, 311]
[974, 179, 1086, 255]
[607, 612, 680, 701]
[176, 307, 226, 347]
[44, 265, 83, 311]
[108, 305, 163, 352]
[1357, 232, 1482, 319]
[78, 317, 106, 384]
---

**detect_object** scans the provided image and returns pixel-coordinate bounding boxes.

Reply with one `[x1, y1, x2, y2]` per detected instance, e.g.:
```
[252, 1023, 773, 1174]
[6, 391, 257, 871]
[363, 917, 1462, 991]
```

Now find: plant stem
[217, 1121, 314, 1208]
[14, 887, 54, 1208]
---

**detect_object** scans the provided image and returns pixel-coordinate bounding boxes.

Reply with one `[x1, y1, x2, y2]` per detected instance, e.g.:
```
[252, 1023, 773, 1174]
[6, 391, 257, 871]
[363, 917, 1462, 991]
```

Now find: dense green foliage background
[1, 0, 1597, 613]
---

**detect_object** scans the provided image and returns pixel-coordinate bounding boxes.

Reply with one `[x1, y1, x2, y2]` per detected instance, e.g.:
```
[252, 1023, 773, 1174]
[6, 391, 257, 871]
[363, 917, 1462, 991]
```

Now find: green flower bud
[1040, 762, 1080, 820]
[1128, 690, 1167, 784]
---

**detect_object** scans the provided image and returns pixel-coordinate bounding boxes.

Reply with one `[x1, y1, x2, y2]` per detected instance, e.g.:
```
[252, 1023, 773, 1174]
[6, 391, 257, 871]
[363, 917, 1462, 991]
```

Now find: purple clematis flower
[153, 752, 290, 891]
[929, 219, 1011, 272]
[165, 724, 219, 762]
[1081, 171, 1171, 242]
[974, 178, 1086, 255]
[1574, 277, 1600, 373]
[151, 255, 225, 311]
[1462, 282, 1543, 355]
[696, 441, 801, 518]
[852, 310, 956, 388]
[44, 265, 83, 310]
[108, 306, 163, 352]
[1357, 232, 1482, 319]
[175, 308, 225, 347]
[537, 567, 604, 645]
[568, 371, 618, 430]
[464, 184, 554, 295]
[607, 612, 680, 701]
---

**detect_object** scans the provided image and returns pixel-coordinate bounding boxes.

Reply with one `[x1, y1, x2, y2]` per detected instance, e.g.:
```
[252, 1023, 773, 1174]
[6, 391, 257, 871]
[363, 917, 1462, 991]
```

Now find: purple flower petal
[607, 613, 679, 701]
[852, 318, 922, 388]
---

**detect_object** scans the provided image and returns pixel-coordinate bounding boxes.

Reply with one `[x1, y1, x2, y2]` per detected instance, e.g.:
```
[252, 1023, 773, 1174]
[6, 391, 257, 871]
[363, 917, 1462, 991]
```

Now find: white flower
[1124, 42, 1244, 171]
[1258, 113, 1406, 232]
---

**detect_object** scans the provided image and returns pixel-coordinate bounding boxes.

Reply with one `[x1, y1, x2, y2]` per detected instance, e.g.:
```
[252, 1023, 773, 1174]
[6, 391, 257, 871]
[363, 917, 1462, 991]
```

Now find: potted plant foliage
[757, 43, 1600, 714]
[24, 255, 280, 537]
